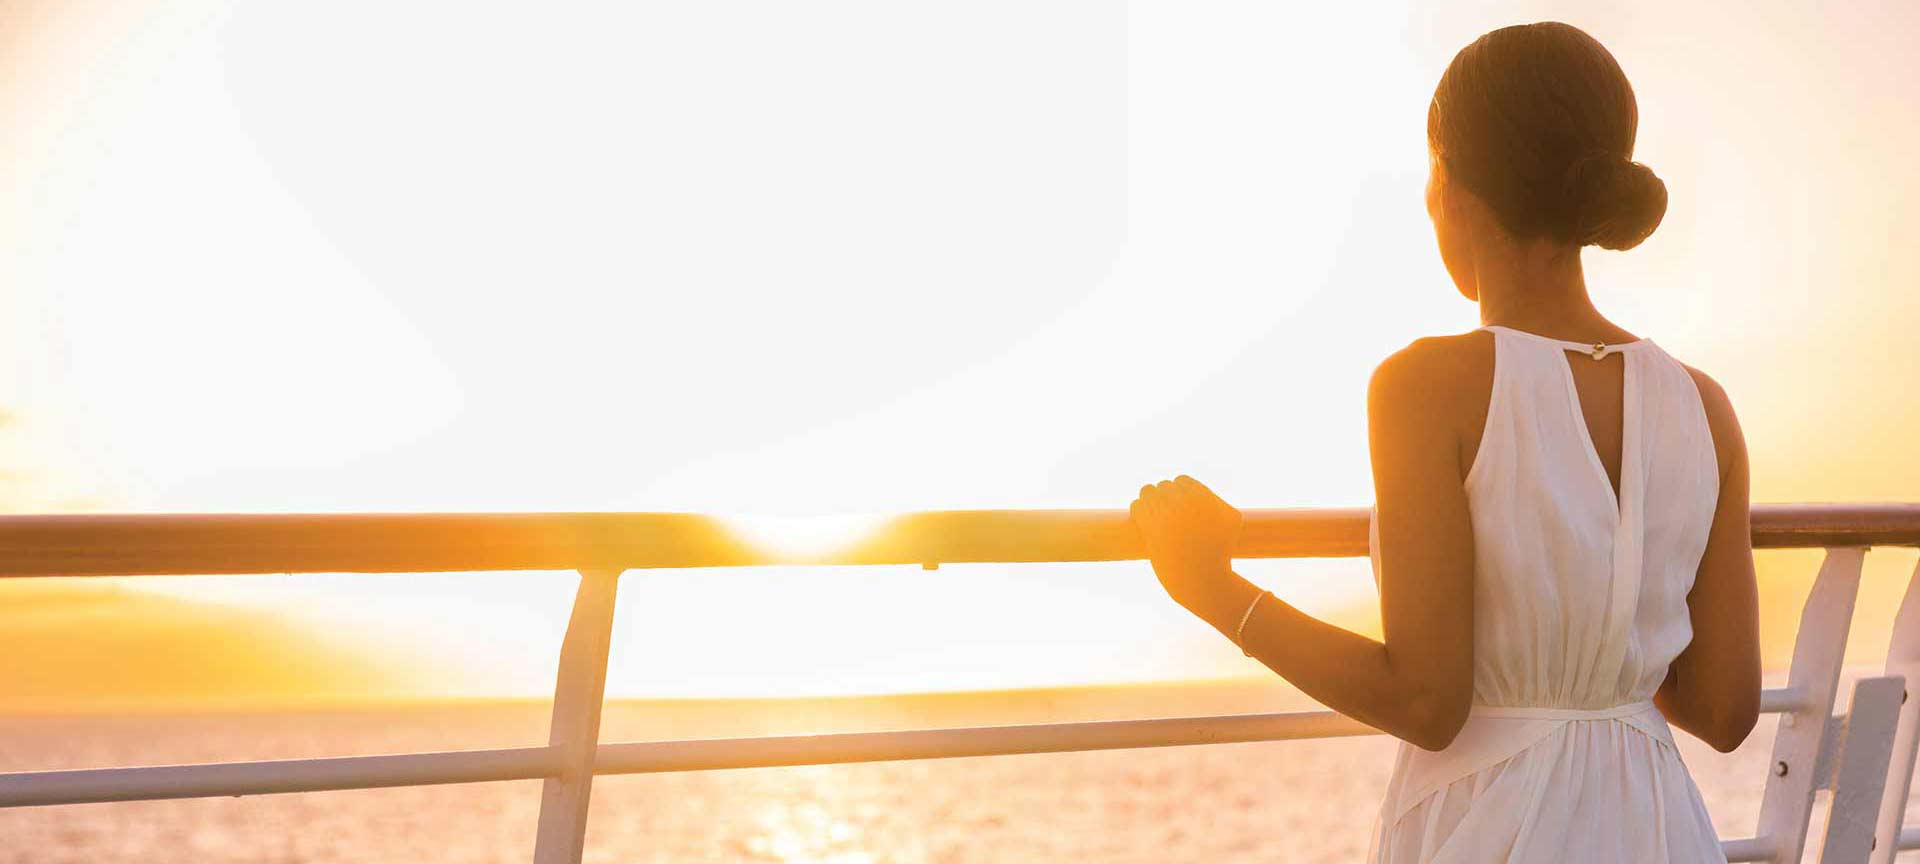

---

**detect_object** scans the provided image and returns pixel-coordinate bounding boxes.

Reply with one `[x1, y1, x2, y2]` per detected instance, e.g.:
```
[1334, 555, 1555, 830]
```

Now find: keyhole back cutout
[1561, 349, 1626, 504]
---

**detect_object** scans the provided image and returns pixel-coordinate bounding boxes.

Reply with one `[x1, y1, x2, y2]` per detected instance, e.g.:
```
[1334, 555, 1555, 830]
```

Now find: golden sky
[0, 1, 1915, 709]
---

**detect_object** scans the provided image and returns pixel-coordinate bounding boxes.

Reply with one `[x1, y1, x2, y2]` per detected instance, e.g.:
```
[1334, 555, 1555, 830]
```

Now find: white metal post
[1757, 547, 1868, 864]
[1816, 675, 1906, 863]
[532, 569, 622, 864]
[1870, 558, 1920, 864]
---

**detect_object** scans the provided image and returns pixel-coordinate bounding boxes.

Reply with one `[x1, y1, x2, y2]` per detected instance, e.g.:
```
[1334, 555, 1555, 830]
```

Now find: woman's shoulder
[1368, 329, 1494, 405]
[1366, 330, 1496, 446]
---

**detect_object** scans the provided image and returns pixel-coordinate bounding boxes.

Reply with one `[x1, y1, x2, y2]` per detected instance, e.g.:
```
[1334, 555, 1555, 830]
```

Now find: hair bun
[1563, 150, 1667, 251]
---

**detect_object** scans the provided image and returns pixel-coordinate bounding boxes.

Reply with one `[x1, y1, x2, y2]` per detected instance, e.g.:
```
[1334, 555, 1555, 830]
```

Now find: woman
[1128, 22, 1760, 863]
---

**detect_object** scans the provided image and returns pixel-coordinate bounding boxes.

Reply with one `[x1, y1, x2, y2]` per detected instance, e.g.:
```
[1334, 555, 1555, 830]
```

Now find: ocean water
[0, 695, 1906, 864]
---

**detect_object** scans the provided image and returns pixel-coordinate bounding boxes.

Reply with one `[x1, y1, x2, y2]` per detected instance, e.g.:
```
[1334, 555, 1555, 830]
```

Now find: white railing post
[532, 569, 622, 864]
[1870, 558, 1920, 864]
[1815, 675, 1906, 863]
[1757, 547, 1868, 863]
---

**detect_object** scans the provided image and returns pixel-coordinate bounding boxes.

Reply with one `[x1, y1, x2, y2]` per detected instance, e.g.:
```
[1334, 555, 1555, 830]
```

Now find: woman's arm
[1654, 369, 1761, 753]
[1132, 341, 1478, 751]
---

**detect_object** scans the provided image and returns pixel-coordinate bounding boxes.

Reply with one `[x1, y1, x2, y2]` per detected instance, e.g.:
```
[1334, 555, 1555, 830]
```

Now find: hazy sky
[2, 1, 1915, 701]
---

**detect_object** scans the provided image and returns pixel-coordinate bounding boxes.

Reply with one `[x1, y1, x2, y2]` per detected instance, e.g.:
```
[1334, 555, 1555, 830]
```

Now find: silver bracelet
[1235, 589, 1269, 657]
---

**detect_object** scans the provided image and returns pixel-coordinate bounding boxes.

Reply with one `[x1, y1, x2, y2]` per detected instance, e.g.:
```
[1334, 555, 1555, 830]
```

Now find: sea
[0, 676, 1910, 863]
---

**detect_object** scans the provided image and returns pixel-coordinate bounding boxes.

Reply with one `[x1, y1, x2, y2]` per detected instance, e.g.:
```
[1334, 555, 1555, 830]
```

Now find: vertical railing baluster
[533, 569, 623, 864]
[1757, 547, 1868, 864]
[1816, 675, 1905, 863]
[1869, 558, 1920, 864]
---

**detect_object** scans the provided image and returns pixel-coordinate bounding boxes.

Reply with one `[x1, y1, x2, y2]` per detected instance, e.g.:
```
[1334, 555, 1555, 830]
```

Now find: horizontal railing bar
[0, 688, 1811, 808]
[1720, 836, 1770, 862]
[1904, 825, 1920, 850]
[593, 711, 1380, 774]
[0, 504, 1913, 578]
[0, 746, 558, 808]
[1752, 504, 1920, 551]
[1760, 686, 1801, 714]
[593, 687, 1804, 775]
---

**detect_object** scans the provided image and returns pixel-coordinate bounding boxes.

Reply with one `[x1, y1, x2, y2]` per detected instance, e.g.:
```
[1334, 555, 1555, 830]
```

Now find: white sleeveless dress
[1365, 324, 1727, 863]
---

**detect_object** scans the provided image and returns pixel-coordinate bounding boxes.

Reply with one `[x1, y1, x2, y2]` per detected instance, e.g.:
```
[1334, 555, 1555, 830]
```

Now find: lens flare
[721, 512, 892, 562]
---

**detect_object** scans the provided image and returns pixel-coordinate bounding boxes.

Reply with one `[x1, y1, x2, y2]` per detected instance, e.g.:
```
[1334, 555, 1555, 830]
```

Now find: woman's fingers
[1176, 474, 1216, 503]
[1134, 479, 1193, 509]
[1174, 474, 1236, 515]
[1132, 487, 1155, 523]
[1134, 476, 1217, 522]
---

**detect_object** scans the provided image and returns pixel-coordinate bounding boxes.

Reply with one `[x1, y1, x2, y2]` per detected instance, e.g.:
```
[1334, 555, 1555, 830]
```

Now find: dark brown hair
[1428, 22, 1666, 251]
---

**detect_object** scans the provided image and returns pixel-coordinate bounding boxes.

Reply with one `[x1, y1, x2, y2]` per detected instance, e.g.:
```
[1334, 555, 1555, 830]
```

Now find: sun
[720, 512, 893, 563]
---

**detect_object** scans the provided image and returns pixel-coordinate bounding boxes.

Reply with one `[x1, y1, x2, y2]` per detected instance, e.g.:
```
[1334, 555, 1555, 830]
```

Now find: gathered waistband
[1466, 700, 1658, 721]
[1380, 699, 1671, 824]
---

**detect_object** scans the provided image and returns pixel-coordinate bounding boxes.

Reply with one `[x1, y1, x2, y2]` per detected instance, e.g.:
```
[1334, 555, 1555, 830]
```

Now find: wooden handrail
[1, 505, 1915, 863]
[0, 503, 1913, 578]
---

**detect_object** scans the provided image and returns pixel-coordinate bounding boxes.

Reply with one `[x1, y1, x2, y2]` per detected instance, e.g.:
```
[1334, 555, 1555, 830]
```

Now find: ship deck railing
[1, 504, 1918, 863]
